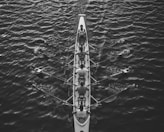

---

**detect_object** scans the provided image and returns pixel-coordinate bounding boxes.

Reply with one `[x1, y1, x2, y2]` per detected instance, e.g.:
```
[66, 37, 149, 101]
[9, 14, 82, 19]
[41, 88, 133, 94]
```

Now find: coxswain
[78, 25, 86, 46]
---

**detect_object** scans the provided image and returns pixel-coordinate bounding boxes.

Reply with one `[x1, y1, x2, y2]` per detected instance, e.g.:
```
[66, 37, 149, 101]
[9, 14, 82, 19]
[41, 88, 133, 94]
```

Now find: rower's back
[76, 64, 88, 76]
[76, 84, 87, 96]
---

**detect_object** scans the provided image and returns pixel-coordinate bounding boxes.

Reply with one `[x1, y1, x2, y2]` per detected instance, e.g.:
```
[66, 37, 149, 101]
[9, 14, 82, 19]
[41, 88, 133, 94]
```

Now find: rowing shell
[73, 14, 91, 132]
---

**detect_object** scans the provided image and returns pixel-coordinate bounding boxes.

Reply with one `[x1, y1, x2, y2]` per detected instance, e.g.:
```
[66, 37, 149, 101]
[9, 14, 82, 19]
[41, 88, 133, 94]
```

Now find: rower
[76, 82, 88, 96]
[76, 82, 88, 111]
[76, 46, 89, 64]
[76, 64, 88, 77]
[78, 25, 86, 47]
[78, 75, 86, 85]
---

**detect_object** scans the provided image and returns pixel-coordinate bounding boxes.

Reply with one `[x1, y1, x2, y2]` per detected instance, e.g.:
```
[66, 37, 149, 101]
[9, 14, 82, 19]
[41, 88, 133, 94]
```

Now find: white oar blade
[99, 94, 118, 104]
[103, 95, 117, 103]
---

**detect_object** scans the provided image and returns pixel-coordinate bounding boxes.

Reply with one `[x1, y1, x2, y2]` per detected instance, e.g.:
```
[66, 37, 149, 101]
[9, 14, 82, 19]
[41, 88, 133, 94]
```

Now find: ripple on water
[0, 0, 164, 132]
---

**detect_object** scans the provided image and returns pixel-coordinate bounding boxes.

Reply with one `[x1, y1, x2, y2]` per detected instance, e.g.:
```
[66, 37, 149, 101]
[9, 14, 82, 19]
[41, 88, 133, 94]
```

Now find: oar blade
[99, 94, 118, 104]
[103, 95, 117, 103]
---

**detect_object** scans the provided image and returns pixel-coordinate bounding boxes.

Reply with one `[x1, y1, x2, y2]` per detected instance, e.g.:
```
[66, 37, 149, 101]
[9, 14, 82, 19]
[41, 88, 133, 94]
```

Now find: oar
[53, 75, 66, 82]
[98, 92, 120, 104]
[35, 85, 73, 106]
[91, 84, 135, 107]
[91, 92, 119, 107]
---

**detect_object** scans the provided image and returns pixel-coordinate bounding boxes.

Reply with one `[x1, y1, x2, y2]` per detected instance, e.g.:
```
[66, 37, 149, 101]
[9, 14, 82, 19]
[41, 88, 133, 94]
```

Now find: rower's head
[79, 46, 83, 52]
[80, 82, 84, 86]
[80, 64, 84, 69]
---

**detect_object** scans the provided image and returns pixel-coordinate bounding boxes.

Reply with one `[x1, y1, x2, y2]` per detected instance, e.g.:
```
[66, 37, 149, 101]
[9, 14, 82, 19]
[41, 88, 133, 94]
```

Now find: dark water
[0, 0, 164, 132]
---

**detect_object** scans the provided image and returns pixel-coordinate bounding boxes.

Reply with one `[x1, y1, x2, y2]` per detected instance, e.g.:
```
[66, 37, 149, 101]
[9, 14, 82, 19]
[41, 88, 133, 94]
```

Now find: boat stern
[73, 110, 90, 132]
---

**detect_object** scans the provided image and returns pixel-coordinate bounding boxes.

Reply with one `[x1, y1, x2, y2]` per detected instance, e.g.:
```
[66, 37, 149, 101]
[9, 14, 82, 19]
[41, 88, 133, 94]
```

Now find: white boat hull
[73, 14, 91, 132]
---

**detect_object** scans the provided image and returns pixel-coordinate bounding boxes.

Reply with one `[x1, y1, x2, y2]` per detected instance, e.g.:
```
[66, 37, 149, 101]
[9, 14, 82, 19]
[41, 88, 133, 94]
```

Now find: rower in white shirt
[75, 64, 88, 77]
